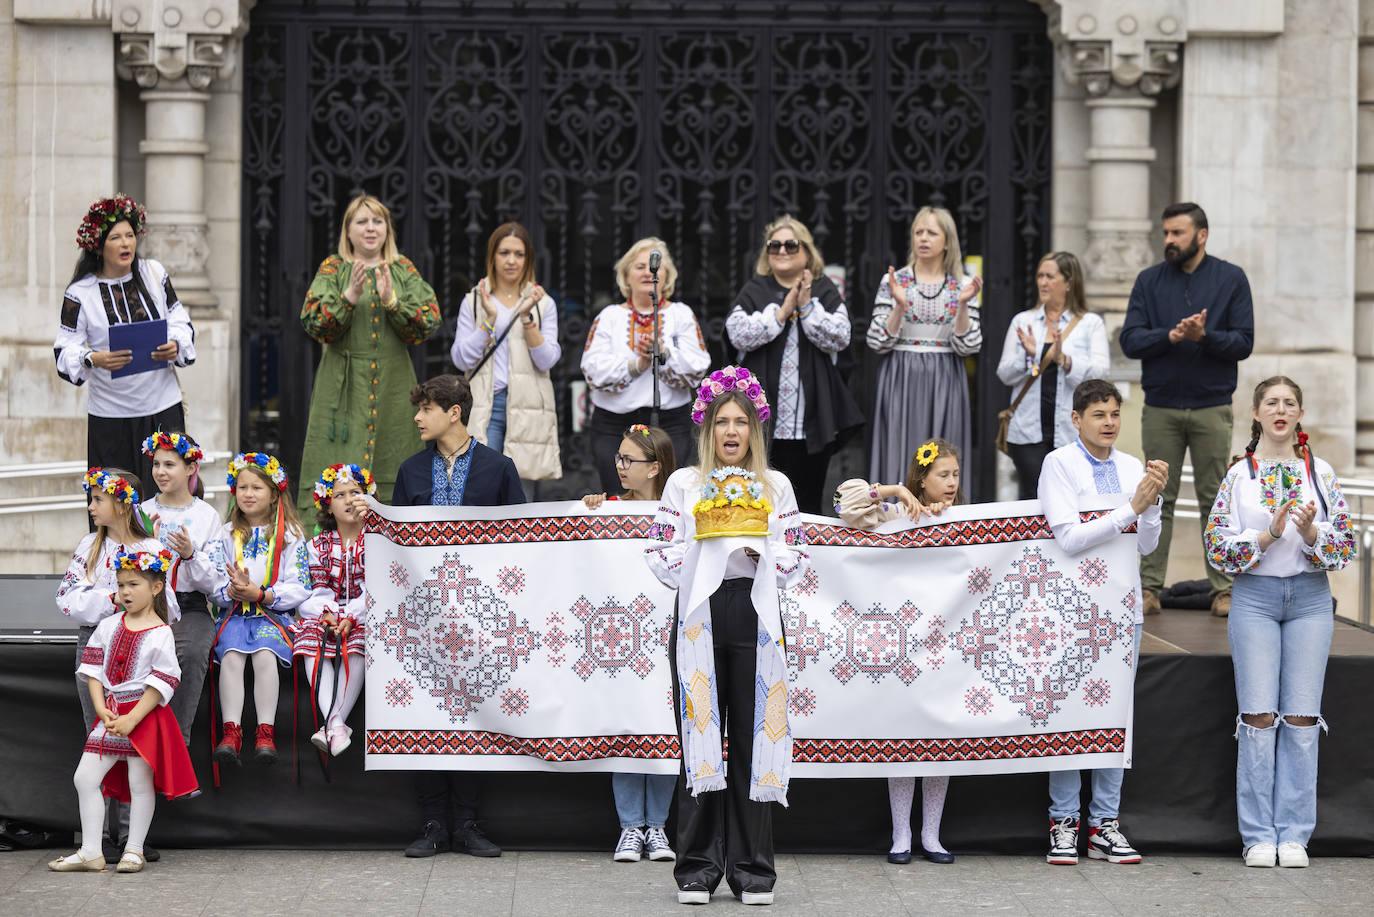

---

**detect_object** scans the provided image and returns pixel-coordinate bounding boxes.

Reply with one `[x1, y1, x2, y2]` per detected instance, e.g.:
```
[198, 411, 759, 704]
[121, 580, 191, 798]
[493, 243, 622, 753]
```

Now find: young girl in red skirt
[294, 463, 375, 756]
[50, 549, 198, 873]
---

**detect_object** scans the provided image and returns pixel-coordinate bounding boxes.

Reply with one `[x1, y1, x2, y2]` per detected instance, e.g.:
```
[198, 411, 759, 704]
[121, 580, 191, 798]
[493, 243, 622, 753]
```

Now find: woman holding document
[54, 194, 197, 489]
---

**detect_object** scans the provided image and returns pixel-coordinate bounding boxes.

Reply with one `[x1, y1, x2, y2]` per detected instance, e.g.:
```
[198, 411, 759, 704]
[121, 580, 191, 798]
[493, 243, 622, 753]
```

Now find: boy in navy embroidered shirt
[1037, 379, 1167, 868]
[354, 373, 523, 858]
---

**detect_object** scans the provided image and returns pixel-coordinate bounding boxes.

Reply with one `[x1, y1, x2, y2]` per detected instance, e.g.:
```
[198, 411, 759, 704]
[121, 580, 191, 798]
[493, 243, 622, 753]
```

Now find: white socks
[887, 775, 950, 854]
[218, 650, 279, 725]
[305, 653, 365, 730]
[72, 752, 154, 858]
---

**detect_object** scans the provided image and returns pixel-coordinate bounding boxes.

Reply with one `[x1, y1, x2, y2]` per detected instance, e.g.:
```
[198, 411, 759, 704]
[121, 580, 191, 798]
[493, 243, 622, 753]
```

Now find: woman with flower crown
[208, 453, 309, 768]
[644, 365, 810, 907]
[293, 463, 376, 757]
[54, 195, 197, 489]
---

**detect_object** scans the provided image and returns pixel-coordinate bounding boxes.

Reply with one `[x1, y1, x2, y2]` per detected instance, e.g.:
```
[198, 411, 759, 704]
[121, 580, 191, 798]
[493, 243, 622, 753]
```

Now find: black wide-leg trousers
[669, 578, 775, 895]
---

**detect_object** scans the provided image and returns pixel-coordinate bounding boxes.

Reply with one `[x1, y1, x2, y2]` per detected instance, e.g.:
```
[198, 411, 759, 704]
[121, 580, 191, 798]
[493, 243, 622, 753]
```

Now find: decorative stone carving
[1036, 1, 1184, 97]
[143, 223, 213, 283]
[1083, 228, 1154, 286]
[113, 2, 251, 89]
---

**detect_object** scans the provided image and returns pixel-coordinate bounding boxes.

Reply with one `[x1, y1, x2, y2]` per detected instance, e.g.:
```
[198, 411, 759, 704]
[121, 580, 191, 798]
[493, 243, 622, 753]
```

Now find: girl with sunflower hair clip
[292, 463, 377, 757]
[208, 453, 309, 771]
[833, 437, 964, 866]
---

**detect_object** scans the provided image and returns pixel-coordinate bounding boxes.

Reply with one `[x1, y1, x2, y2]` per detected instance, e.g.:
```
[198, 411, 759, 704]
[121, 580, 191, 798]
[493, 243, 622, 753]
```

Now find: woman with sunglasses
[583, 424, 679, 864]
[726, 216, 863, 513]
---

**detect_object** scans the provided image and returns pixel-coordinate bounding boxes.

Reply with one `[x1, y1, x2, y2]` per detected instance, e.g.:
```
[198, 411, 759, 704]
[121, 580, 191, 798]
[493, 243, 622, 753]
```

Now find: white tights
[71, 753, 153, 859]
[217, 650, 280, 726]
[888, 775, 950, 855]
[305, 653, 365, 730]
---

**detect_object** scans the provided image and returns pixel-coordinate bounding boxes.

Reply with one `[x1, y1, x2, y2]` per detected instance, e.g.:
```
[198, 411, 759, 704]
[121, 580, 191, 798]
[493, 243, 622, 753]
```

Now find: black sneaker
[678, 881, 711, 905]
[403, 820, 451, 858]
[1087, 819, 1141, 864]
[1046, 816, 1079, 865]
[454, 819, 501, 857]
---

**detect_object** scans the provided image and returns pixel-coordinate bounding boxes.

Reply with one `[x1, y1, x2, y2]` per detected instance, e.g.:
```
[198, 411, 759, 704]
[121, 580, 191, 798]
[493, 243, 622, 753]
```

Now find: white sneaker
[328, 725, 352, 756]
[613, 826, 644, 862]
[740, 890, 774, 906]
[1244, 843, 1277, 867]
[1277, 842, 1309, 868]
[644, 826, 676, 861]
[310, 727, 329, 753]
[677, 883, 710, 904]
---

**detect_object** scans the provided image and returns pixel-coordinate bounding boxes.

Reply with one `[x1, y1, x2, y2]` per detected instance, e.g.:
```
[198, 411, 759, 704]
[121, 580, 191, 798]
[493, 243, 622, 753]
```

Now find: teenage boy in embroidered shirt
[1037, 379, 1168, 867]
[354, 373, 523, 858]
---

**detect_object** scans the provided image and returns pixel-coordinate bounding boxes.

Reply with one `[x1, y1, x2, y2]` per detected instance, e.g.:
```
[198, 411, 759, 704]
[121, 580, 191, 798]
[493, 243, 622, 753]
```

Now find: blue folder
[108, 319, 168, 379]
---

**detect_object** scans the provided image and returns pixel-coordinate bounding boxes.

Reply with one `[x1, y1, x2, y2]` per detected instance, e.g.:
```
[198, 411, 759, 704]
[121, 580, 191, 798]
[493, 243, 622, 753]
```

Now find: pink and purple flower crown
[114, 548, 173, 574]
[313, 463, 377, 509]
[691, 365, 770, 426]
[76, 194, 147, 252]
[83, 468, 138, 505]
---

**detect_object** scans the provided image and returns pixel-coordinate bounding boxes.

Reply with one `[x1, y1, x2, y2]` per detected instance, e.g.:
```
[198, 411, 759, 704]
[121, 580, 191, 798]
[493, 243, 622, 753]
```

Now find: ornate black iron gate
[242, 0, 1051, 500]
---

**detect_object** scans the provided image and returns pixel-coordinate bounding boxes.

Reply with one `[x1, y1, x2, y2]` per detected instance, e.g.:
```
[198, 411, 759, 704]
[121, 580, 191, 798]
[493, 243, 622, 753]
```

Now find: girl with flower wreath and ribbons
[833, 438, 965, 867]
[865, 206, 983, 488]
[139, 431, 224, 745]
[583, 424, 680, 864]
[644, 365, 810, 906]
[293, 463, 376, 757]
[209, 453, 309, 769]
[1204, 376, 1355, 869]
[50, 549, 198, 874]
[55, 194, 197, 492]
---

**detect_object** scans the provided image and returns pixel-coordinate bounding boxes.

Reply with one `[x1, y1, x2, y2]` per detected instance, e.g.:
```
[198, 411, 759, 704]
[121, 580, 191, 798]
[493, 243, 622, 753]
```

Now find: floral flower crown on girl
[915, 441, 940, 467]
[84, 468, 139, 505]
[227, 452, 287, 493]
[314, 463, 377, 509]
[77, 194, 147, 253]
[628, 424, 652, 436]
[114, 548, 173, 574]
[691, 365, 770, 426]
[141, 431, 204, 463]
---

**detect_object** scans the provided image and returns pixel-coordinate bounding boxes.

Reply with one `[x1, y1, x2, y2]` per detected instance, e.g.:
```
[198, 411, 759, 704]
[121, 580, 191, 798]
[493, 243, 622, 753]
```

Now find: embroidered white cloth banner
[365, 497, 1139, 777]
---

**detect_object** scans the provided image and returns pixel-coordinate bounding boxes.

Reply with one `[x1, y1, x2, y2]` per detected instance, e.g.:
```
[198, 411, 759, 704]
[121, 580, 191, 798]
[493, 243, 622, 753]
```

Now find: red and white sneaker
[1047, 816, 1079, 865]
[1087, 819, 1141, 864]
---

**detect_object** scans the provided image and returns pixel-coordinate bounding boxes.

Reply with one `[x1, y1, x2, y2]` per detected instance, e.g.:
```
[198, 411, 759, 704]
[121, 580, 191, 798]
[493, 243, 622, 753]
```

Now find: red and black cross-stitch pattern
[367, 514, 656, 547]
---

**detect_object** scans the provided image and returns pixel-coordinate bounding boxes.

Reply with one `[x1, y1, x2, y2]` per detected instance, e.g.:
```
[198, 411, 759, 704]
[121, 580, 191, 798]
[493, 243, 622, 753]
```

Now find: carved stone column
[113, 2, 251, 310]
[1040, 1, 1184, 298]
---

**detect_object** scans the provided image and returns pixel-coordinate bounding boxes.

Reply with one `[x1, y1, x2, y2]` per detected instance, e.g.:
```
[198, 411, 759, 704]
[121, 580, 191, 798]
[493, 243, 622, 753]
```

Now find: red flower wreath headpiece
[76, 194, 147, 253]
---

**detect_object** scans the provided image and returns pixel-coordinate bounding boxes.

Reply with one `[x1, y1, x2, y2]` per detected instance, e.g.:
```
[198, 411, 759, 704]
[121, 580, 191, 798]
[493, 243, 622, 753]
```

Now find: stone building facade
[0, 0, 1367, 573]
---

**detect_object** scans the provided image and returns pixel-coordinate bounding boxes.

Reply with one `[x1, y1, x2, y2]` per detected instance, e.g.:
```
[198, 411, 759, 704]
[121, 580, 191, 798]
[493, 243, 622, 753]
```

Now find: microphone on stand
[648, 250, 663, 425]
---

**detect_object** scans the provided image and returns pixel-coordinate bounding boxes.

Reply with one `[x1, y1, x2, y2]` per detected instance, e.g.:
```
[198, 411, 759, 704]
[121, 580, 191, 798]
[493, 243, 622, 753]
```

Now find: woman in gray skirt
[865, 206, 983, 486]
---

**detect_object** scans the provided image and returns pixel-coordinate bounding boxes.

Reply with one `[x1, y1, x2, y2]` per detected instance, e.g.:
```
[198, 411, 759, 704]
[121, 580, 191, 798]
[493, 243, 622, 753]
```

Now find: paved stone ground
[2, 849, 1372, 916]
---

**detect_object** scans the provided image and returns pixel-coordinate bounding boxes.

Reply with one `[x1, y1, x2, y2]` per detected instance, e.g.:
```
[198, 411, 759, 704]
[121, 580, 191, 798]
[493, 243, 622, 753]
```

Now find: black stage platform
[3, 588, 1372, 856]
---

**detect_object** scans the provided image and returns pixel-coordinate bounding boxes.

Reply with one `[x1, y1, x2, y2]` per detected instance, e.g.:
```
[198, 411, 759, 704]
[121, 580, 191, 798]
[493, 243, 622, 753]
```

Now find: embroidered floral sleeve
[949, 278, 983, 357]
[580, 311, 634, 393]
[1204, 470, 1262, 576]
[659, 306, 711, 392]
[56, 535, 118, 627]
[144, 627, 182, 705]
[865, 271, 900, 354]
[644, 472, 689, 589]
[725, 301, 784, 352]
[300, 256, 354, 344]
[383, 255, 442, 346]
[1304, 471, 1356, 571]
[769, 475, 811, 589]
[76, 617, 111, 684]
[266, 535, 312, 613]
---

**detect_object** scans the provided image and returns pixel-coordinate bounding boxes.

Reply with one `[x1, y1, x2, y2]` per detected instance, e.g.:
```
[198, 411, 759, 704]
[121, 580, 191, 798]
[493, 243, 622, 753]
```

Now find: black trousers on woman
[1008, 440, 1053, 501]
[768, 438, 835, 516]
[88, 402, 186, 494]
[669, 578, 775, 896]
[588, 404, 695, 494]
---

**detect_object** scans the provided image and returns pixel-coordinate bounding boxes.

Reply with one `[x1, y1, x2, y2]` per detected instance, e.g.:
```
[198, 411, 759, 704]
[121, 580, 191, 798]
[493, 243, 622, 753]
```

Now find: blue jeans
[1048, 623, 1142, 825]
[1229, 571, 1332, 849]
[486, 388, 507, 454]
[612, 772, 676, 829]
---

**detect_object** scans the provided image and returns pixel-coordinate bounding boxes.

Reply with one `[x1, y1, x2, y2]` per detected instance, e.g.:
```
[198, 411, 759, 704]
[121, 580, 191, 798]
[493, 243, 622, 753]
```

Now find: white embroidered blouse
[580, 302, 711, 413]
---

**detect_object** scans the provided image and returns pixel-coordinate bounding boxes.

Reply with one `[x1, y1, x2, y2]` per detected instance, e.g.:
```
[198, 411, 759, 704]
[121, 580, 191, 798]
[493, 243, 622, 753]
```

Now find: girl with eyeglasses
[726, 215, 863, 514]
[583, 424, 679, 864]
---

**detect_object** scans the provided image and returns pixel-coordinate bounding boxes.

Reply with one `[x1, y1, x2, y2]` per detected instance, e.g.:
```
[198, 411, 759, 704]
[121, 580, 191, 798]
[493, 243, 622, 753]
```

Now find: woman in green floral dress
[298, 195, 441, 514]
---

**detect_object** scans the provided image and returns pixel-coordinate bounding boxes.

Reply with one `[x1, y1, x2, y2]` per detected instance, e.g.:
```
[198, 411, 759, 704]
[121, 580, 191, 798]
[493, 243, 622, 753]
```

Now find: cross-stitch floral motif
[788, 687, 817, 717]
[388, 561, 410, 588]
[564, 594, 662, 681]
[501, 687, 530, 717]
[1083, 678, 1110, 708]
[968, 566, 991, 594]
[1078, 556, 1108, 588]
[964, 686, 993, 716]
[385, 677, 413, 708]
[497, 565, 526, 595]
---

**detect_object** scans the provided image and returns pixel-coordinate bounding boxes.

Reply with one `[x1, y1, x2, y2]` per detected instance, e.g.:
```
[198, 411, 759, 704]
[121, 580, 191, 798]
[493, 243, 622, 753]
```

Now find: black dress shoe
[921, 846, 955, 864]
[403, 820, 451, 858]
[887, 850, 912, 864]
[454, 819, 501, 857]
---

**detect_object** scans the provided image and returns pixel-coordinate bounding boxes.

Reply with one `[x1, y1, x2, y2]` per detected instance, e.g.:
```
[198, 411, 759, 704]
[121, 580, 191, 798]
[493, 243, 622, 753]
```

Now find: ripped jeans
[1228, 571, 1333, 849]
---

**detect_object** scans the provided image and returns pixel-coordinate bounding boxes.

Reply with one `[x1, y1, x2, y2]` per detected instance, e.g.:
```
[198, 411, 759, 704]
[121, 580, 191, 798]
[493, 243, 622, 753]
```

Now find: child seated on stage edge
[210, 453, 310, 769]
[583, 424, 679, 864]
[294, 463, 375, 757]
[833, 438, 964, 867]
[50, 549, 198, 874]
